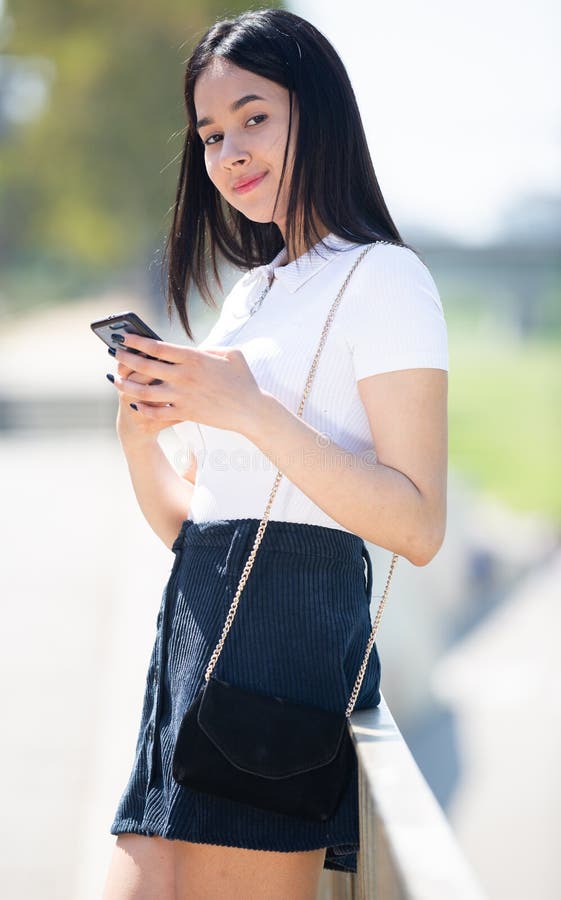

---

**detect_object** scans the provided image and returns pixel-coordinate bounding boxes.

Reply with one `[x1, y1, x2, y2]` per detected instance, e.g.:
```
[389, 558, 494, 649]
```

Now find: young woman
[102, 8, 448, 899]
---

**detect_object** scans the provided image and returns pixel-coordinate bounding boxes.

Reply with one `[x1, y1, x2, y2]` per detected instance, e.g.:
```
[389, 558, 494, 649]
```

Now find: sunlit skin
[196, 58, 292, 235]
[194, 57, 329, 256]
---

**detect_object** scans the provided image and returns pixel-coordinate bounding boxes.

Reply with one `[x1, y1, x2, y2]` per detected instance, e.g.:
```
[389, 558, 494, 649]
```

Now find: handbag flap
[197, 676, 349, 779]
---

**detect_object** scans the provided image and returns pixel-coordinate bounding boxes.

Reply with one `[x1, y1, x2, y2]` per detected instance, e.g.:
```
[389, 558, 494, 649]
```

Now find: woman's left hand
[108, 333, 266, 436]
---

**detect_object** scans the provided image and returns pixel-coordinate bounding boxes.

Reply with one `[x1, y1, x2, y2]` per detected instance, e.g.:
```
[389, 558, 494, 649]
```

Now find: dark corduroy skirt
[109, 517, 381, 874]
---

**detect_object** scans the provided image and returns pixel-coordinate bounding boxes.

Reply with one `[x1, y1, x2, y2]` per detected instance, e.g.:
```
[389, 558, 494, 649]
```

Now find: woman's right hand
[114, 359, 184, 444]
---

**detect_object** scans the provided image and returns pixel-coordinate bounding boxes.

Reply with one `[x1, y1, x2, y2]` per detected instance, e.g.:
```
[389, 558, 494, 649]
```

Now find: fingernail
[106, 372, 115, 383]
[107, 346, 117, 357]
[130, 403, 138, 411]
[112, 334, 125, 343]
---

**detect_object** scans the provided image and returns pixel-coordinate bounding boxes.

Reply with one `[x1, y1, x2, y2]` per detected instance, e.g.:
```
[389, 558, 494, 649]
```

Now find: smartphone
[90, 311, 167, 361]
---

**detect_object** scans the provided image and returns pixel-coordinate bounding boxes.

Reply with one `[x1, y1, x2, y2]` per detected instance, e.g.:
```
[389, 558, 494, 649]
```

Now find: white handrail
[318, 692, 488, 900]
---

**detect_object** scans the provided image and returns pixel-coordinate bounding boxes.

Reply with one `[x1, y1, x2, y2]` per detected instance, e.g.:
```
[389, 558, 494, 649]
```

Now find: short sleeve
[341, 244, 449, 380]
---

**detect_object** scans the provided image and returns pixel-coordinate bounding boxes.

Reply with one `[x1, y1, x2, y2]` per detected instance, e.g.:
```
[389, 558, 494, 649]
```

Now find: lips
[232, 172, 267, 193]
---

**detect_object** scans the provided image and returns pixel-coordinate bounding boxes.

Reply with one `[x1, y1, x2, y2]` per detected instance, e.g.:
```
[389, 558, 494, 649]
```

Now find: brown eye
[203, 113, 267, 147]
[247, 114, 267, 126]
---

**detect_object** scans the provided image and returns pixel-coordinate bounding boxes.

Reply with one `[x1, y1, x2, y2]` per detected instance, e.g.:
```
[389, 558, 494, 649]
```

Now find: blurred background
[0, 1, 559, 898]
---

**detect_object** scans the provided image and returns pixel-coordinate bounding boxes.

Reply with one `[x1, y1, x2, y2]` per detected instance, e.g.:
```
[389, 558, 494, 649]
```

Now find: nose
[219, 132, 250, 169]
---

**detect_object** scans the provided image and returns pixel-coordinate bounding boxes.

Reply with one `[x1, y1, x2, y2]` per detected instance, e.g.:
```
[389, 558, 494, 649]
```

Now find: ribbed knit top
[172, 233, 449, 532]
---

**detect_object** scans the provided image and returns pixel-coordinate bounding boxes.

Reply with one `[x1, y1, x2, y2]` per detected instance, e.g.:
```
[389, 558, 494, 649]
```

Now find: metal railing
[318, 693, 488, 899]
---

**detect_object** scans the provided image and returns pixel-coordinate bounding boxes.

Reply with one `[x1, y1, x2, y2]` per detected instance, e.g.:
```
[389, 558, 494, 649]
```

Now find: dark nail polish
[111, 333, 125, 343]
[106, 372, 115, 383]
[129, 403, 138, 411]
[107, 346, 117, 356]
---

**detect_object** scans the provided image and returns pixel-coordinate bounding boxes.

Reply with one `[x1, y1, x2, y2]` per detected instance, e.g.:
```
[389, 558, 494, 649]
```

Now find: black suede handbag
[172, 243, 399, 823]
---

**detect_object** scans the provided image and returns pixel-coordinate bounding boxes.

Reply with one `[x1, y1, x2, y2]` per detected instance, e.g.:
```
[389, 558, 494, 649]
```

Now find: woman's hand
[107, 334, 266, 438]
[111, 355, 185, 445]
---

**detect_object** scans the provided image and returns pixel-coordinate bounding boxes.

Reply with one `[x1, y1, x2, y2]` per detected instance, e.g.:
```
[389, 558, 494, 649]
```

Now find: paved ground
[0, 429, 180, 898]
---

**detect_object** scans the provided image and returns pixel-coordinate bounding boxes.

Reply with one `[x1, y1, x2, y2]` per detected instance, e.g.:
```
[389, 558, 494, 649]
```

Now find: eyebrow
[195, 94, 267, 131]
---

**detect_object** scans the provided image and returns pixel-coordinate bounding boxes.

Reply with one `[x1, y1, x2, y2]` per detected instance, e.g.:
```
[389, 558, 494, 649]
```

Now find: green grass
[448, 320, 561, 525]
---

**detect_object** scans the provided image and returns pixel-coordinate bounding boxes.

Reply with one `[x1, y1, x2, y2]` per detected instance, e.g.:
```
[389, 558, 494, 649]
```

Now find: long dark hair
[163, 7, 419, 340]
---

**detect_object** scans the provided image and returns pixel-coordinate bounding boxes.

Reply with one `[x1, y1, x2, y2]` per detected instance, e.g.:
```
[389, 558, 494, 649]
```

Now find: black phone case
[90, 311, 163, 360]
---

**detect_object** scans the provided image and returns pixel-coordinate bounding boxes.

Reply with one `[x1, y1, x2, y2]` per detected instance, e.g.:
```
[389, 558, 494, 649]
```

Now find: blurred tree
[0, 1, 281, 303]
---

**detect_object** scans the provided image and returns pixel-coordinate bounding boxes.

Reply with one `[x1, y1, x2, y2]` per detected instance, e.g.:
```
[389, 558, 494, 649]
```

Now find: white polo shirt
[172, 233, 449, 532]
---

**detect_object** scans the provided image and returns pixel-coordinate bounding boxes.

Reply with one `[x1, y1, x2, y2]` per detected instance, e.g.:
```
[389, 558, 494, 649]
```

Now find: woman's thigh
[102, 834, 176, 900]
[174, 841, 327, 900]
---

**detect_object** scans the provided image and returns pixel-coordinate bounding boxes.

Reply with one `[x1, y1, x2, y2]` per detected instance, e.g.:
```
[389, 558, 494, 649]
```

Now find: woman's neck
[278, 221, 332, 265]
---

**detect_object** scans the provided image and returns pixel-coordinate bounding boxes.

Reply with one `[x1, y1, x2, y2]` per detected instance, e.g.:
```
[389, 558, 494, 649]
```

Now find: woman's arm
[119, 434, 195, 550]
[244, 367, 448, 567]
[106, 336, 447, 565]
[113, 359, 196, 551]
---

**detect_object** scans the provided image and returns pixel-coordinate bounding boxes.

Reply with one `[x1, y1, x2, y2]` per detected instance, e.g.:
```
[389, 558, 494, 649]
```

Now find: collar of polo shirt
[240, 232, 361, 294]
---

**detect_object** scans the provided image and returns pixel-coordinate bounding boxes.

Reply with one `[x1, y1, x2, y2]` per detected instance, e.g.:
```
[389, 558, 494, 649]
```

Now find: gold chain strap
[204, 241, 400, 718]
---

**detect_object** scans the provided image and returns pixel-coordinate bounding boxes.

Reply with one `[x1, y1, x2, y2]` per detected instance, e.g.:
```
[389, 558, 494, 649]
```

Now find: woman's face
[193, 58, 298, 236]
